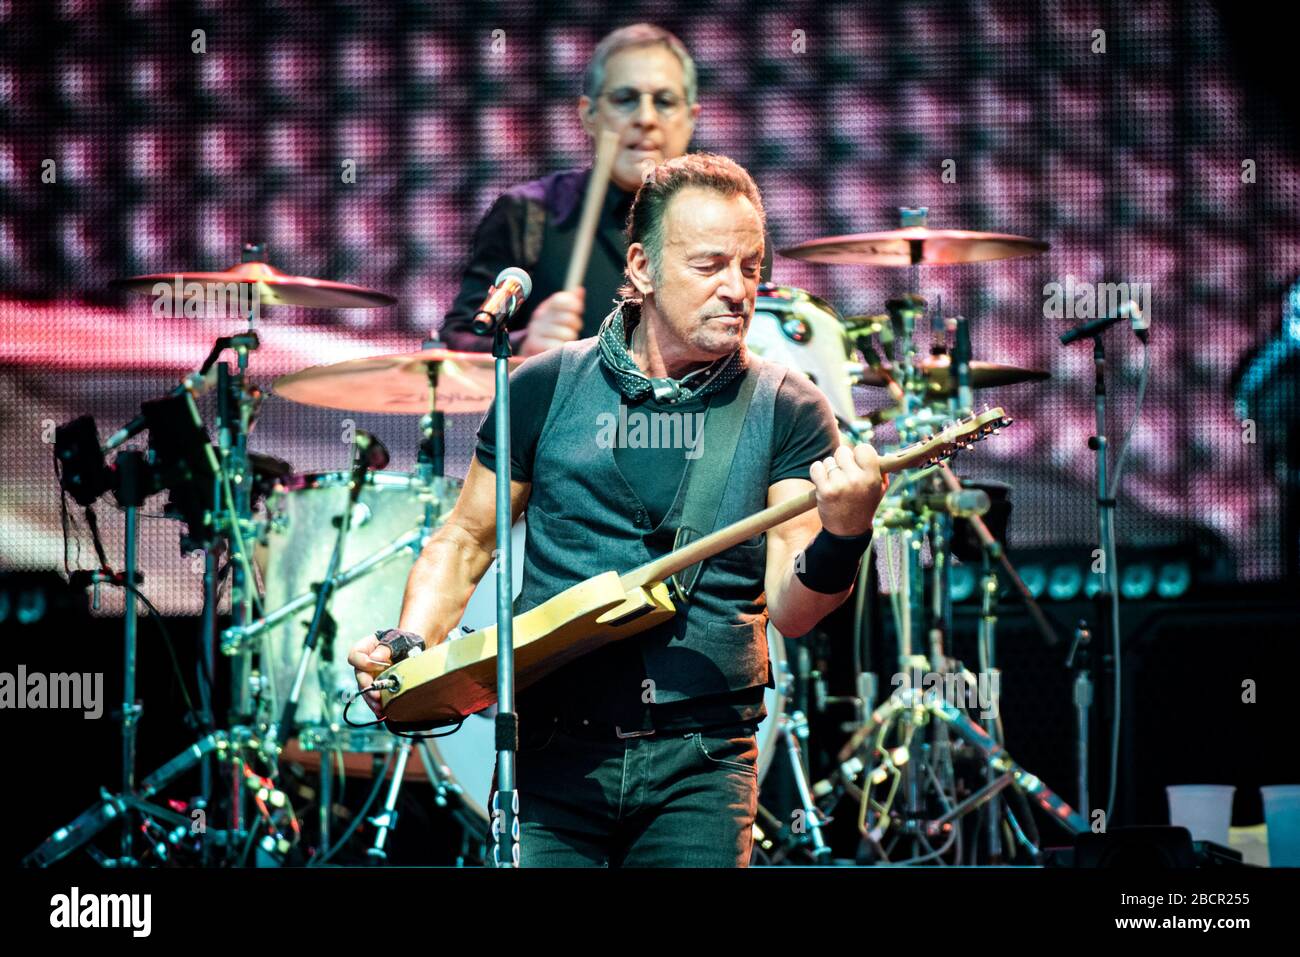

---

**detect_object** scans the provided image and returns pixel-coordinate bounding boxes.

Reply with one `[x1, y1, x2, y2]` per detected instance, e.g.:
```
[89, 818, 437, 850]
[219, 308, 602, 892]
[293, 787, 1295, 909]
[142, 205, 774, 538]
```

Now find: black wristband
[375, 628, 426, 664]
[794, 527, 873, 594]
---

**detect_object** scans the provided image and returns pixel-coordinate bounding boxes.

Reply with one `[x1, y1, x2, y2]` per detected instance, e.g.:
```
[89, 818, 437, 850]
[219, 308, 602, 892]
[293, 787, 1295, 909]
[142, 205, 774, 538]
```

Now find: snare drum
[746, 284, 860, 426]
[259, 469, 461, 750]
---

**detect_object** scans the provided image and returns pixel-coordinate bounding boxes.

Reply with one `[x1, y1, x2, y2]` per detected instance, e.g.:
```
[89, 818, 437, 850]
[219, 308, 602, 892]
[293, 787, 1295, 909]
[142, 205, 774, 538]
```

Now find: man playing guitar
[351, 153, 884, 867]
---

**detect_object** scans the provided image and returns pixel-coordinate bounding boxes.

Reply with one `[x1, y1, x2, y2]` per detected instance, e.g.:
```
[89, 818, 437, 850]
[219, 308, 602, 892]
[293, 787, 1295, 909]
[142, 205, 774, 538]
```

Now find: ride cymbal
[859, 354, 1050, 394]
[111, 260, 396, 309]
[779, 228, 1048, 267]
[273, 348, 520, 415]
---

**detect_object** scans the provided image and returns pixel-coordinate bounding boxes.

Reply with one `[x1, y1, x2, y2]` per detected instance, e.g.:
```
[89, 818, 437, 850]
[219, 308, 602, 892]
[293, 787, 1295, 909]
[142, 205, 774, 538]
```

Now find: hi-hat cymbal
[779, 228, 1048, 267]
[274, 348, 520, 415]
[860, 354, 1050, 394]
[111, 261, 396, 308]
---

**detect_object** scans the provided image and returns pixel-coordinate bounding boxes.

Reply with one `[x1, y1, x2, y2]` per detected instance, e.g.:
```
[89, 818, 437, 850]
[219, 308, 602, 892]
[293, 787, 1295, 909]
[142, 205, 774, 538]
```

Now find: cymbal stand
[113, 450, 148, 863]
[753, 650, 834, 864]
[840, 687, 1088, 857]
[208, 242, 270, 847]
[213, 333, 262, 842]
[360, 348, 485, 862]
[774, 709, 832, 861]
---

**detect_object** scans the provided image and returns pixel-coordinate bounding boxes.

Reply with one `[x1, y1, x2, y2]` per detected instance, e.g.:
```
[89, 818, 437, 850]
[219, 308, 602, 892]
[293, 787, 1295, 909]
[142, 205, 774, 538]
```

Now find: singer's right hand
[520, 288, 584, 356]
[348, 635, 393, 718]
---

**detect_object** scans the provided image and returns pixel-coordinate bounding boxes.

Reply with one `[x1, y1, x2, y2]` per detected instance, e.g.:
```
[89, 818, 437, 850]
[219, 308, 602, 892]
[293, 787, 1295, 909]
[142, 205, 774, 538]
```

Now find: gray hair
[582, 23, 698, 112]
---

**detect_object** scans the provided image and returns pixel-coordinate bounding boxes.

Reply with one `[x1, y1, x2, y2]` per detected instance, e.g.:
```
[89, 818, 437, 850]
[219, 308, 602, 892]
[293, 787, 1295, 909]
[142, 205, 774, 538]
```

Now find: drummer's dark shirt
[438, 167, 773, 353]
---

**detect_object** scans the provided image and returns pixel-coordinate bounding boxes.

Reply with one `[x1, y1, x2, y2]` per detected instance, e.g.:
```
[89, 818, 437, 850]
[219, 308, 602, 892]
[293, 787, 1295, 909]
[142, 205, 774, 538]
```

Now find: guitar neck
[620, 445, 917, 590]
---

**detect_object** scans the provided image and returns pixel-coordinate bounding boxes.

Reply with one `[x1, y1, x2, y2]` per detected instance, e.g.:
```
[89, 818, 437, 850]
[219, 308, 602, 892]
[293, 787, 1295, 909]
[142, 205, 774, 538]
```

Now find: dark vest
[517, 338, 788, 702]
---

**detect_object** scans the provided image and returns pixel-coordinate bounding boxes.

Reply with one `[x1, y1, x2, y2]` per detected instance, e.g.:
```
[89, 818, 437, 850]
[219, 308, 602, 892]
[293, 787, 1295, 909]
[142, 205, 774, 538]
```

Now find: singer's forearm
[394, 455, 531, 643]
[768, 525, 854, 637]
[396, 525, 495, 643]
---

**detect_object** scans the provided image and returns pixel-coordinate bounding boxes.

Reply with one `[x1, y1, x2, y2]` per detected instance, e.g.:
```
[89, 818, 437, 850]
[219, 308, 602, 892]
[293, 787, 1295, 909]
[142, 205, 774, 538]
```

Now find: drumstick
[564, 129, 621, 291]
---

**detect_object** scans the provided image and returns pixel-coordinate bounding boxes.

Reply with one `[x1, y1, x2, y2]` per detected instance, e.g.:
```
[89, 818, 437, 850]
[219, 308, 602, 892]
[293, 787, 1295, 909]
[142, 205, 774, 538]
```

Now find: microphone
[103, 368, 217, 451]
[353, 430, 390, 472]
[471, 266, 533, 335]
[878, 489, 991, 527]
[1059, 301, 1146, 346]
[920, 488, 991, 518]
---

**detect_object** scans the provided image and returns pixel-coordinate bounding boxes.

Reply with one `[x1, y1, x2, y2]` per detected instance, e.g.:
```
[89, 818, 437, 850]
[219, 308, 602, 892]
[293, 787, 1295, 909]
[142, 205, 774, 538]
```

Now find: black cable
[237, 815, 262, 868]
[341, 688, 466, 739]
[115, 582, 205, 720]
[306, 749, 395, 867]
[53, 456, 86, 576]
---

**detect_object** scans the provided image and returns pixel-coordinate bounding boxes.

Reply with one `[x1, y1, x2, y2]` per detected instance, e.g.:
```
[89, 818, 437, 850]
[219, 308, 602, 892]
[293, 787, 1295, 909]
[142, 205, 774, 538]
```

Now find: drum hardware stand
[1066, 620, 1093, 818]
[850, 269, 1075, 862]
[755, 652, 835, 864]
[219, 528, 430, 655]
[212, 338, 261, 845]
[364, 736, 452, 861]
[112, 450, 149, 863]
[24, 732, 236, 867]
[350, 342, 490, 863]
[976, 544, 1005, 861]
[265, 431, 388, 770]
[773, 710, 833, 862]
[841, 686, 1088, 860]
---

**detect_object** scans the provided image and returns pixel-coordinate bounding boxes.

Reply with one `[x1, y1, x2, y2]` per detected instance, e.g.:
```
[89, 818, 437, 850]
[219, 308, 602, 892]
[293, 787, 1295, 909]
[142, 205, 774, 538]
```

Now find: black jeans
[487, 720, 760, 867]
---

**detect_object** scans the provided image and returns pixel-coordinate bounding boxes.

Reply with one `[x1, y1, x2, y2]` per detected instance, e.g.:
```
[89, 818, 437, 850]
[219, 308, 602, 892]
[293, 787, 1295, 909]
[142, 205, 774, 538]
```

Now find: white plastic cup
[1260, 785, 1300, 867]
[1166, 785, 1235, 846]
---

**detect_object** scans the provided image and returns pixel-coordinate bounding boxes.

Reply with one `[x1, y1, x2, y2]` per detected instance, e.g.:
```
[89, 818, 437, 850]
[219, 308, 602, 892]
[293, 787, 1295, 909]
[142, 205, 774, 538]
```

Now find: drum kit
[29, 208, 1093, 869]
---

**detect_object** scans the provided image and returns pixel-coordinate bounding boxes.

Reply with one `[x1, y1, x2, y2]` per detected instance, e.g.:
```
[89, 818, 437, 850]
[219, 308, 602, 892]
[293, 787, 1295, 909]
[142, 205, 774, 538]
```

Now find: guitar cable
[340, 684, 467, 739]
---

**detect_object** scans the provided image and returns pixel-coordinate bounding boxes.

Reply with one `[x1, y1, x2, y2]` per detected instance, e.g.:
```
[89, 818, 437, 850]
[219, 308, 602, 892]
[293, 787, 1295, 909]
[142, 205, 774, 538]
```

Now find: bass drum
[259, 469, 461, 752]
[746, 283, 859, 426]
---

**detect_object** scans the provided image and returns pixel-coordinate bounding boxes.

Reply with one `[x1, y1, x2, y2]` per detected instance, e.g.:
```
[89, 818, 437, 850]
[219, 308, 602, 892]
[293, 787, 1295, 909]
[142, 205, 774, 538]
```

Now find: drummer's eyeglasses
[598, 87, 687, 119]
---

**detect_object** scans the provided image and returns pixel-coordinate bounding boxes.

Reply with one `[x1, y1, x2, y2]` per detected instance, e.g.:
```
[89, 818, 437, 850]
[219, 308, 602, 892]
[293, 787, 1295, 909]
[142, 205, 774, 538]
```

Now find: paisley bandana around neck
[596, 300, 748, 404]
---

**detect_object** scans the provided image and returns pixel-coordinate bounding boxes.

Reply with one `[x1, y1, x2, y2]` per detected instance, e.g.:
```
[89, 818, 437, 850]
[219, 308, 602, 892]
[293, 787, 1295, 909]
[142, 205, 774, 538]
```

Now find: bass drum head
[259, 470, 460, 749]
[746, 283, 858, 425]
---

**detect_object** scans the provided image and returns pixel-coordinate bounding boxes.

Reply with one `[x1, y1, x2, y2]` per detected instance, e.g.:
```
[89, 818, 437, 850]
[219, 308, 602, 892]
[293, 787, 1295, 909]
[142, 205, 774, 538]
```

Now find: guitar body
[375, 408, 1009, 728]
[379, 572, 677, 725]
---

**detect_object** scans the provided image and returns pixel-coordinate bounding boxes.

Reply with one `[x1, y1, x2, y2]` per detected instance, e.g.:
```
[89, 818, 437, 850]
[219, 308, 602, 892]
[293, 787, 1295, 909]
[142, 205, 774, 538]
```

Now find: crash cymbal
[273, 348, 520, 415]
[859, 354, 1050, 394]
[779, 228, 1048, 267]
[111, 261, 396, 308]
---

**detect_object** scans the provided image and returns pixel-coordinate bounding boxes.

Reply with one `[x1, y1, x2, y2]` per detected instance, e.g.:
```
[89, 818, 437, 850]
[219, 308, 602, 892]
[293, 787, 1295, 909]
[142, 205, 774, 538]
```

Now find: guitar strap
[668, 368, 761, 604]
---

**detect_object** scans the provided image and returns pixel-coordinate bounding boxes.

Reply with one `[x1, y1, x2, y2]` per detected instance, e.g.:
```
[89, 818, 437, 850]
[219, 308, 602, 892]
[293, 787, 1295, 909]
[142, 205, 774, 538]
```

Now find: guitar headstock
[882, 407, 1012, 474]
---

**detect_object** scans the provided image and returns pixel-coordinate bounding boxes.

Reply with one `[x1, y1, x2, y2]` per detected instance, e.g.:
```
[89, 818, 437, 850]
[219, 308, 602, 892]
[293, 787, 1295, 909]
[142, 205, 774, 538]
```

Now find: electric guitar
[379, 407, 1011, 726]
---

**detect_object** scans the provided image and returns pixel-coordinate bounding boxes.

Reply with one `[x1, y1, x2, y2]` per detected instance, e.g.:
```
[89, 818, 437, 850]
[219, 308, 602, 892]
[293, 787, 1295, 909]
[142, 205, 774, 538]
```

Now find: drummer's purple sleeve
[439, 194, 537, 354]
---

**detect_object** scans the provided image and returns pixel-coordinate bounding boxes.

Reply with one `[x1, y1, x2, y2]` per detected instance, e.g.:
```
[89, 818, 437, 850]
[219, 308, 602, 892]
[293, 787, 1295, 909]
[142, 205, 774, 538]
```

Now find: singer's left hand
[809, 443, 887, 537]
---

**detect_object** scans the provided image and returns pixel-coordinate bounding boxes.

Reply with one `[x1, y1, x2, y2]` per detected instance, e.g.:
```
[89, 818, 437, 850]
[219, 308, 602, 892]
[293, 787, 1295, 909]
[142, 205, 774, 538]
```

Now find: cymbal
[779, 228, 1048, 266]
[273, 348, 520, 415]
[860, 354, 1050, 394]
[111, 261, 396, 308]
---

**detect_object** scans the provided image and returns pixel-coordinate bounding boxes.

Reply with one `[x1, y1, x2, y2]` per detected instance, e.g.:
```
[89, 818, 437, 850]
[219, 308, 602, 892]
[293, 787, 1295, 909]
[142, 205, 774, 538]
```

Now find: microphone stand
[490, 319, 520, 867]
[1089, 334, 1122, 825]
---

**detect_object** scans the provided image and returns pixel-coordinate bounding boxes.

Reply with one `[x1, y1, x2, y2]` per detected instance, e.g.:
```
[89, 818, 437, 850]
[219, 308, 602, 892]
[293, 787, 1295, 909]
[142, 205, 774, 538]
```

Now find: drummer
[439, 22, 773, 356]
